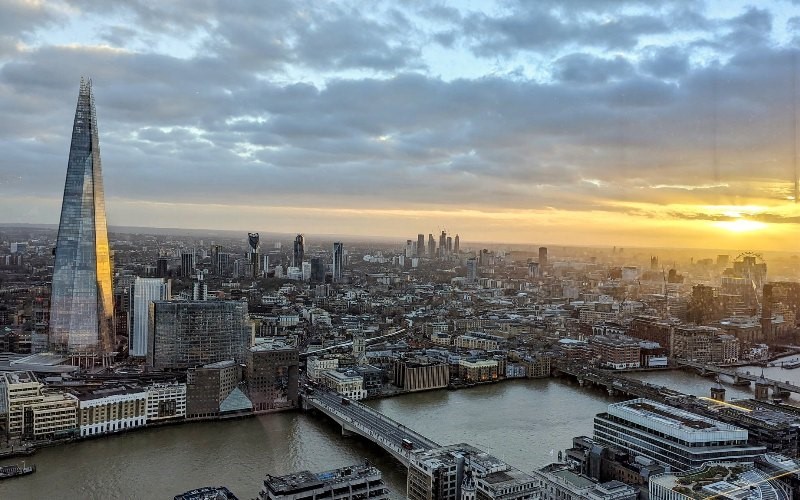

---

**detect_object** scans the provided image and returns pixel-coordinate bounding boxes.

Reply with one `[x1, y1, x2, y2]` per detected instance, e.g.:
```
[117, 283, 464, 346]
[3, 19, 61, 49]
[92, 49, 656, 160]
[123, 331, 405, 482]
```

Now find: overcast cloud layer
[0, 0, 798, 247]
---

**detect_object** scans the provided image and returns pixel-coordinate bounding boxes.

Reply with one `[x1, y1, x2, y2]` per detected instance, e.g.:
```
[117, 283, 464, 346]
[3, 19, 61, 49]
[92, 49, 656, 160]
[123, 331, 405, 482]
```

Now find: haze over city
[1, 0, 799, 249]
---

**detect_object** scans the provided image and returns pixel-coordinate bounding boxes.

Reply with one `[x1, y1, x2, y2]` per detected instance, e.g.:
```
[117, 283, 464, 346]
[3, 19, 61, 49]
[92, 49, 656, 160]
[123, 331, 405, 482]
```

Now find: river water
[2, 363, 799, 500]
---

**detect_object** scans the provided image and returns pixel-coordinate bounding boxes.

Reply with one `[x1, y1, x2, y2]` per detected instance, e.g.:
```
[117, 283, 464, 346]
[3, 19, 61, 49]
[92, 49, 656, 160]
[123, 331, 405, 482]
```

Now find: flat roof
[552, 468, 596, 489]
[3, 371, 36, 385]
[610, 399, 743, 433]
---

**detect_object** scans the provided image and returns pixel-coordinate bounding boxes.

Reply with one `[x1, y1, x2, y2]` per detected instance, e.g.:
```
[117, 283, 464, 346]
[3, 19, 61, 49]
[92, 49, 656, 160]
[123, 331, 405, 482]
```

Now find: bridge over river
[676, 360, 800, 396]
[303, 389, 440, 466]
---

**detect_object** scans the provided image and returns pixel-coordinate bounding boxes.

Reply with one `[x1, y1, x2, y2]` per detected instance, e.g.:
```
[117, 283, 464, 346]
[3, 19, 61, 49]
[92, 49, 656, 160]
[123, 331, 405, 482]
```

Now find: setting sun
[713, 218, 768, 233]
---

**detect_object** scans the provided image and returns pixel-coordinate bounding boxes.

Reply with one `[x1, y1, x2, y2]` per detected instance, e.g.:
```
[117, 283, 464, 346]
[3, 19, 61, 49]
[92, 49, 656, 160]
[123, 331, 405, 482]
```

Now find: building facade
[186, 360, 242, 419]
[76, 385, 147, 437]
[49, 79, 115, 358]
[246, 341, 299, 413]
[129, 277, 171, 358]
[148, 300, 253, 369]
[594, 399, 766, 472]
[146, 383, 187, 423]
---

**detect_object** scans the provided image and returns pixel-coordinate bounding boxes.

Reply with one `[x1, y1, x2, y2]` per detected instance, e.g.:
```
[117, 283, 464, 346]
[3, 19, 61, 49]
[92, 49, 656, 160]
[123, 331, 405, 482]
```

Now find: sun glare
[713, 218, 768, 232]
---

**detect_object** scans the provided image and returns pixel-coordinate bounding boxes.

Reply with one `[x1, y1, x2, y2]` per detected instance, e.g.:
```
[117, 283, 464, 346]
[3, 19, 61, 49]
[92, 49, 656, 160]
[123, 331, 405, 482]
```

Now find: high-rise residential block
[129, 277, 171, 357]
[292, 234, 304, 268]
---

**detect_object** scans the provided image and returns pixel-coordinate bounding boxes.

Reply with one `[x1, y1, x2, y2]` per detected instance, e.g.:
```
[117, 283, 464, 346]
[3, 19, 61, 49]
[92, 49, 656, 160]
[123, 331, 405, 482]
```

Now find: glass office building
[49, 79, 115, 356]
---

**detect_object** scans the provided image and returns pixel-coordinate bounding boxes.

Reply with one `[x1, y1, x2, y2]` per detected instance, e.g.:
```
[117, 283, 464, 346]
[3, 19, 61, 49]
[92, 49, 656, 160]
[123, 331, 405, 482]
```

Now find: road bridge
[676, 360, 800, 395]
[303, 389, 440, 466]
[552, 360, 684, 400]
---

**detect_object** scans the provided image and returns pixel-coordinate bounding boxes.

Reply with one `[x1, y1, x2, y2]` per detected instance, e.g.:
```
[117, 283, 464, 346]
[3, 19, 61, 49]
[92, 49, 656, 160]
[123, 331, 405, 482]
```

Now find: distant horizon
[2, 2, 799, 253]
[3, 221, 798, 257]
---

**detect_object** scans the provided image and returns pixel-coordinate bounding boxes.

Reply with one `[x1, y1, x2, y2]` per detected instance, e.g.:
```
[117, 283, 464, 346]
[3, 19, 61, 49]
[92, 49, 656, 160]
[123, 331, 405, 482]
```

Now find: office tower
[454, 234, 460, 254]
[181, 251, 195, 277]
[217, 252, 232, 277]
[49, 79, 115, 358]
[147, 301, 254, 369]
[332, 242, 344, 282]
[417, 234, 425, 257]
[593, 399, 765, 472]
[466, 258, 478, 283]
[248, 232, 260, 278]
[211, 245, 221, 275]
[292, 234, 305, 268]
[446, 236, 453, 255]
[129, 278, 171, 358]
[528, 261, 540, 278]
[156, 257, 169, 278]
[405, 239, 414, 258]
[428, 234, 435, 258]
[438, 231, 447, 258]
[192, 280, 208, 301]
[539, 246, 548, 268]
[310, 257, 325, 283]
[246, 340, 299, 412]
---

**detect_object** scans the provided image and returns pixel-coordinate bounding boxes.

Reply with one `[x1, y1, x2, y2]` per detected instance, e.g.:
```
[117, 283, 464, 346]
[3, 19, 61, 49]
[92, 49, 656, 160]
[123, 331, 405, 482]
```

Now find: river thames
[1, 364, 798, 500]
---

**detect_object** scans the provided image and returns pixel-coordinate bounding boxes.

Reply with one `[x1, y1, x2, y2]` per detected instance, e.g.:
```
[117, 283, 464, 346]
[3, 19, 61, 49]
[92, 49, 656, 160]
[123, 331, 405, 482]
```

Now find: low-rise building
[306, 356, 339, 381]
[594, 399, 766, 472]
[186, 360, 242, 419]
[259, 461, 390, 500]
[649, 463, 790, 500]
[75, 385, 147, 438]
[589, 335, 641, 370]
[393, 357, 449, 392]
[24, 391, 78, 440]
[454, 334, 501, 351]
[146, 383, 187, 423]
[458, 359, 499, 383]
[534, 463, 636, 500]
[408, 443, 537, 500]
[320, 369, 366, 400]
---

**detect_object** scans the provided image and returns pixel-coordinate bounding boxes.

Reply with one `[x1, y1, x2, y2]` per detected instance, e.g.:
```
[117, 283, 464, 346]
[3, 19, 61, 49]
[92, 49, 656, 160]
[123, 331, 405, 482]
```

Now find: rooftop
[173, 486, 239, 500]
[610, 399, 744, 434]
[2, 371, 36, 385]
[264, 462, 383, 494]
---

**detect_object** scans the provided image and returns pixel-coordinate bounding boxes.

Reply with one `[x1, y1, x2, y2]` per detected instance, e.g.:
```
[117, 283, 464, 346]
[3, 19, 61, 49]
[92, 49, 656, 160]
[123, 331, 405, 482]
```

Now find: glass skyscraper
[49, 79, 115, 356]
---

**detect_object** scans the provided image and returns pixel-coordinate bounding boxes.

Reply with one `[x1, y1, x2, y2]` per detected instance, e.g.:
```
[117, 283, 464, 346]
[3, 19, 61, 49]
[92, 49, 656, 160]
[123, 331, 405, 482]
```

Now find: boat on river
[0, 463, 36, 480]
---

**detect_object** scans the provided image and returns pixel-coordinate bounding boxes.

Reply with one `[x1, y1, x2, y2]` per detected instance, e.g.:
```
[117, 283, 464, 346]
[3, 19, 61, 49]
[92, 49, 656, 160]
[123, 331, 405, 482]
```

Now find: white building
[130, 277, 171, 357]
[77, 386, 148, 437]
[146, 383, 187, 423]
[534, 463, 636, 500]
[320, 370, 366, 400]
[307, 356, 339, 381]
[1, 371, 78, 439]
[594, 399, 765, 472]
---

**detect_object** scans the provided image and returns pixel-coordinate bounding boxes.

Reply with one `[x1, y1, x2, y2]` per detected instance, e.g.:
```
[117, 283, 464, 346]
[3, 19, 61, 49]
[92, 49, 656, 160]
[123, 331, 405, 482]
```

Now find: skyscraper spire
[49, 79, 114, 360]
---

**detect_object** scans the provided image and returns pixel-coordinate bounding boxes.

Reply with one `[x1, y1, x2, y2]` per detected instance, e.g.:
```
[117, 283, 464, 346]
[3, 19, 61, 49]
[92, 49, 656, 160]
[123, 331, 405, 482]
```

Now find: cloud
[0, 0, 798, 244]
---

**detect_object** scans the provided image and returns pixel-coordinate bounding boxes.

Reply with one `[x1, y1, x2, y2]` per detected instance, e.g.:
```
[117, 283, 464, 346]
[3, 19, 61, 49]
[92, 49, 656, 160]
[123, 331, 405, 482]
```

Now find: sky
[0, 0, 799, 250]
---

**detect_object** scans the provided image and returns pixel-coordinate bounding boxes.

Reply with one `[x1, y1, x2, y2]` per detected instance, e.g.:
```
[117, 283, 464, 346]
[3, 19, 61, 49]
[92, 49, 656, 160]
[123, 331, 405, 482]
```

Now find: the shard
[49, 78, 114, 357]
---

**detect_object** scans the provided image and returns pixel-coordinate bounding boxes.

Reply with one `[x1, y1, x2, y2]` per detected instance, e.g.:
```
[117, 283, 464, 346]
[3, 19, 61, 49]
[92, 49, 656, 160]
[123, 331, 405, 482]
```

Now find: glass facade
[49, 79, 115, 355]
[148, 301, 253, 369]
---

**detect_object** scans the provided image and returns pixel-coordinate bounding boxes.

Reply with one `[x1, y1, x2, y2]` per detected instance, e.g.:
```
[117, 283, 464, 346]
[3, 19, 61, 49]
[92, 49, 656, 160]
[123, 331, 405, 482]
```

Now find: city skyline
[1, 1, 799, 251]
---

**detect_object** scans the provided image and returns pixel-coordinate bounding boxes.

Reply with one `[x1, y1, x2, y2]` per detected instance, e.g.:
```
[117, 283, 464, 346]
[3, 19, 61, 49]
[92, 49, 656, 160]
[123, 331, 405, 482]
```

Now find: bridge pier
[607, 387, 618, 397]
[578, 378, 585, 387]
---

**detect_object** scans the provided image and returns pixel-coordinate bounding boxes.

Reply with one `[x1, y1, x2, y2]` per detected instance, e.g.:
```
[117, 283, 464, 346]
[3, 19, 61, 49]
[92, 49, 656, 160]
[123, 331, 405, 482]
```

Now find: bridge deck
[305, 389, 440, 461]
